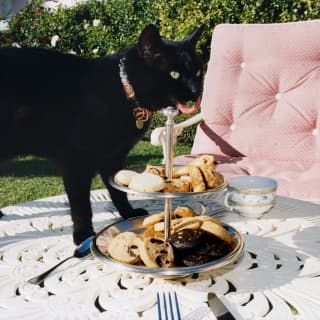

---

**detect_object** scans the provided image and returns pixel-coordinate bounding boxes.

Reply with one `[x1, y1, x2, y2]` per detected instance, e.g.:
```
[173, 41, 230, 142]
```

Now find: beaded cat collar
[119, 58, 155, 129]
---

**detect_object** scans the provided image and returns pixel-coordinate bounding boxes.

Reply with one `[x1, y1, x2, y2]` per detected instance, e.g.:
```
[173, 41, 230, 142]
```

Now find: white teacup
[224, 176, 277, 218]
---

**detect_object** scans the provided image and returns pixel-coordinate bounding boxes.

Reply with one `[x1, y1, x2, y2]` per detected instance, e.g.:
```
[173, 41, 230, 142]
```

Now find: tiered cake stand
[91, 107, 244, 278]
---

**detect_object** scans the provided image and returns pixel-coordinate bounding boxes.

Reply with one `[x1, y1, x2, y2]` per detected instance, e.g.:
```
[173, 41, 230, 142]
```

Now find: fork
[157, 291, 182, 320]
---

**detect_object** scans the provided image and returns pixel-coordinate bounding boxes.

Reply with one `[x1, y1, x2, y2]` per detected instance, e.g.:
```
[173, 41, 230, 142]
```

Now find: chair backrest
[192, 20, 320, 165]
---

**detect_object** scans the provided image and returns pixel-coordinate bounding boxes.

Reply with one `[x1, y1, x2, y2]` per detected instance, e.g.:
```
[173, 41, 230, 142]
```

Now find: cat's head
[135, 24, 204, 112]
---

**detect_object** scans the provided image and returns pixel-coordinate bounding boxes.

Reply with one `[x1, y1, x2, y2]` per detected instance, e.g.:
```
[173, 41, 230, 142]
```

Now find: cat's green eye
[196, 70, 201, 77]
[170, 71, 180, 79]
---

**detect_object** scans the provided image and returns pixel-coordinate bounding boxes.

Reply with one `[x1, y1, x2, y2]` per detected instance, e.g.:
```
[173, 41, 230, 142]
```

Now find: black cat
[0, 24, 204, 244]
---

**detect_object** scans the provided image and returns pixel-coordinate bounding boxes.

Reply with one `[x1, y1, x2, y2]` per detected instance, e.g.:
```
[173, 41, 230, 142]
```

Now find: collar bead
[119, 58, 155, 129]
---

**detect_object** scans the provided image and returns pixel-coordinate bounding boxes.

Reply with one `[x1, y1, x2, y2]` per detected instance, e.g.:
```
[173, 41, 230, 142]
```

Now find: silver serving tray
[91, 216, 244, 279]
[108, 172, 228, 200]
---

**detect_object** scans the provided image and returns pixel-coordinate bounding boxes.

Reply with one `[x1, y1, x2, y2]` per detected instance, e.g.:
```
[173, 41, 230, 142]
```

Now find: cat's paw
[120, 208, 148, 219]
[132, 208, 149, 217]
[73, 227, 95, 245]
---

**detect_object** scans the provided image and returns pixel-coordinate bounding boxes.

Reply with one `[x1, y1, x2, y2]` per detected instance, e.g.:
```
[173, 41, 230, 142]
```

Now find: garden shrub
[1, 0, 320, 147]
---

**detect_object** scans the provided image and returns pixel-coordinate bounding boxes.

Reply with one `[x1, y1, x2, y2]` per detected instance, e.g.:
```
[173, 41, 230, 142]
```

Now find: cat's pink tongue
[176, 97, 201, 114]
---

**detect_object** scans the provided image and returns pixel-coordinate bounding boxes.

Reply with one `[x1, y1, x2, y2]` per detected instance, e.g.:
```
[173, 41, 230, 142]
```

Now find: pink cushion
[180, 21, 320, 203]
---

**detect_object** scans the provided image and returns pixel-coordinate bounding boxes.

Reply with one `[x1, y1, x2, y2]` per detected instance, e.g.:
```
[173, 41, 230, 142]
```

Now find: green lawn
[0, 141, 191, 208]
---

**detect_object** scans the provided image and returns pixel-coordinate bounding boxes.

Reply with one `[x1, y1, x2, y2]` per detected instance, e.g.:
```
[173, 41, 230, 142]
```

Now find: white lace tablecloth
[0, 190, 320, 320]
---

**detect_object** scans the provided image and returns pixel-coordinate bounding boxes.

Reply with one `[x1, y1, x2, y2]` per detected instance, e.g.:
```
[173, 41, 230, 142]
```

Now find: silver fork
[157, 291, 182, 320]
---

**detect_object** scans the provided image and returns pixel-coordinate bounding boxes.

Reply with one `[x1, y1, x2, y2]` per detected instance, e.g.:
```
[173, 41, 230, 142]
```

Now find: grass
[0, 141, 191, 208]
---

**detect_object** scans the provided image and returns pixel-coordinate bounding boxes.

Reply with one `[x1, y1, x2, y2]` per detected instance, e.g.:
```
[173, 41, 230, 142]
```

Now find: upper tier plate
[109, 172, 227, 200]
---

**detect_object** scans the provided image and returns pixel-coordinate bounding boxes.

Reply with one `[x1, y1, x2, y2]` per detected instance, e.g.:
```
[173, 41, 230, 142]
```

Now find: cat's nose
[190, 82, 201, 97]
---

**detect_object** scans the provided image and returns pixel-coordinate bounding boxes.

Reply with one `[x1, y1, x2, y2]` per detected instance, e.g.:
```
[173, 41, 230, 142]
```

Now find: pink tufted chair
[151, 20, 320, 203]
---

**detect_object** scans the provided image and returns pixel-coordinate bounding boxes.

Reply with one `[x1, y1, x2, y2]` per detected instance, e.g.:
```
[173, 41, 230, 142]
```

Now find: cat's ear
[138, 24, 163, 61]
[186, 25, 204, 48]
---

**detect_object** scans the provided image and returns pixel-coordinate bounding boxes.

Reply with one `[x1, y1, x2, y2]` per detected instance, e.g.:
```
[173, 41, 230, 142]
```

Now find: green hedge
[2, 0, 320, 56]
[1, 0, 320, 147]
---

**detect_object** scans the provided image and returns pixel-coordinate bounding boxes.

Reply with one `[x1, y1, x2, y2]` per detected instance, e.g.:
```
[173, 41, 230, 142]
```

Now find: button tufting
[312, 128, 319, 136]
[240, 62, 246, 69]
[230, 123, 237, 131]
[275, 93, 282, 100]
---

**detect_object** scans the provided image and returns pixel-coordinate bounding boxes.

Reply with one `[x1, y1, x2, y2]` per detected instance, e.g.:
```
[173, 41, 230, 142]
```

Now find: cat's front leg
[99, 166, 148, 218]
[60, 164, 95, 245]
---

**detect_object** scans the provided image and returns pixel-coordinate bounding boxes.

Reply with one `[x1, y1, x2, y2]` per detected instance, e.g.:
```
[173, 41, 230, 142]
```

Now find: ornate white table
[0, 190, 319, 319]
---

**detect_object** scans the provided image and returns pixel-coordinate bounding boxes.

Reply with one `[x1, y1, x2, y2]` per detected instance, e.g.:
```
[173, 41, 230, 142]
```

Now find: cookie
[197, 236, 232, 258]
[169, 228, 205, 250]
[153, 216, 221, 232]
[142, 212, 165, 227]
[108, 231, 143, 264]
[114, 170, 138, 186]
[139, 237, 174, 268]
[174, 206, 197, 218]
[128, 173, 165, 192]
[143, 225, 164, 239]
[182, 254, 212, 266]
[200, 221, 233, 245]
[174, 221, 201, 232]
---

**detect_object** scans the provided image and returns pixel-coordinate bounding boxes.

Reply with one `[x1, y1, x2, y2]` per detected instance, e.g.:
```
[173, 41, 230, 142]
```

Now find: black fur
[0, 25, 204, 244]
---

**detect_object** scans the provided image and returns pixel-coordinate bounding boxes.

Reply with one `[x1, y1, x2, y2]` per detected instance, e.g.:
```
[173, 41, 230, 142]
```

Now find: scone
[128, 173, 165, 192]
[114, 170, 138, 186]
[108, 231, 143, 264]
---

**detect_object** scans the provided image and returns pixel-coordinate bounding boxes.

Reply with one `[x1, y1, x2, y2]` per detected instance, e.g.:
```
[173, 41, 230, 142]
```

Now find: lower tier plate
[91, 216, 244, 279]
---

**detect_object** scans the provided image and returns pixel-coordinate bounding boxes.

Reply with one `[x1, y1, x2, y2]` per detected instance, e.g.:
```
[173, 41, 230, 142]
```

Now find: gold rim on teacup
[227, 199, 275, 208]
[227, 186, 277, 195]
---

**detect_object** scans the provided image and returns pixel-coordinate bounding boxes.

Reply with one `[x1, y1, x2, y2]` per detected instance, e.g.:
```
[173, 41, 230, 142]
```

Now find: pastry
[180, 175, 191, 182]
[139, 237, 174, 268]
[114, 169, 138, 186]
[198, 164, 220, 189]
[128, 173, 165, 192]
[190, 154, 215, 167]
[172, 165, 189, 177]
[108, 232, 143, 264]
[164, 179, 190, 193]
[188, 165, 206, 192]
[144, 165, 166, 178]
